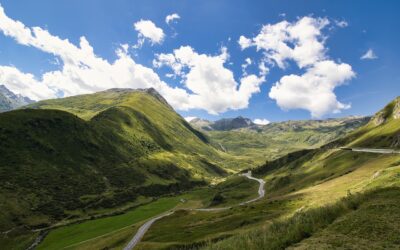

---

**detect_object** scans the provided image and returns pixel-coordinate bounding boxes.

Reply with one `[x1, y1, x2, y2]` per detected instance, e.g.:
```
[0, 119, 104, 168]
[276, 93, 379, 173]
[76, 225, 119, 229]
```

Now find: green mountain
[0, 88, 236, 236]
[193, 116, 370, 165]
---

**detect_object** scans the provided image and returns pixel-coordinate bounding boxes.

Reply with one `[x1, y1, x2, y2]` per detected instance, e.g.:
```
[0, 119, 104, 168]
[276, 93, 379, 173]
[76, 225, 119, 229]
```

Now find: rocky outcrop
[373, 112, 386, 125]
[393, 97, 400, 119]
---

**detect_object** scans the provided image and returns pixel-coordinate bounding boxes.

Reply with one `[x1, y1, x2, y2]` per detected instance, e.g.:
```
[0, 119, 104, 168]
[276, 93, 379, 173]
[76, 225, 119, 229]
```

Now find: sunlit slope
[28, 88, 234, 176]
[197, 96, 400, 249]
[254, 96, 400, 196]
[341, 96, 400, 148]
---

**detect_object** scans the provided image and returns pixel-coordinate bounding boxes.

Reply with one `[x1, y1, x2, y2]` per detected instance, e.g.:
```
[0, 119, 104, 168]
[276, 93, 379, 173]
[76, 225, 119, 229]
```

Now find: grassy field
[38, 197, 182, 250]
[36, 175, 259, 250]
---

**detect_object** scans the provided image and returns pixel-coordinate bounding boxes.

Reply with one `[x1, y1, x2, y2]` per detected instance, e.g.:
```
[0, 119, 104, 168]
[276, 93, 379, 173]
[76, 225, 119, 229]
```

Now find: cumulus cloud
[0, 5, 189, 108]
[133, 19, 164, 47]
[253, 118, 270, 125]
[238, 35, 252, 50]
[154, 46, 266, 114]
[165, 13, 180, 24]
[0, 4, 265, 115]
[0, 66, 56, 100]
[269, 60, 354, 118]
[360, 49, 377, 60]
[240, 16, 355, 117]
[239, 17, 329, 68]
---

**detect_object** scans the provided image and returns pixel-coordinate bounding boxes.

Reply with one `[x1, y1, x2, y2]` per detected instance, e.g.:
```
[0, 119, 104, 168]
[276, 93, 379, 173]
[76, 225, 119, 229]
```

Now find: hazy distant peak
[0, 85, 34, 112]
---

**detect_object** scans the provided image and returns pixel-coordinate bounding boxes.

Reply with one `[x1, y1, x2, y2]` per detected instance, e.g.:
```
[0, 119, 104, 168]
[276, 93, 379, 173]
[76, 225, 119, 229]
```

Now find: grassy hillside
[202, 116, 369, 165]
[111, 96, 399, 250]
[192, 96, 400, 249]
[0, 88, 242, 247]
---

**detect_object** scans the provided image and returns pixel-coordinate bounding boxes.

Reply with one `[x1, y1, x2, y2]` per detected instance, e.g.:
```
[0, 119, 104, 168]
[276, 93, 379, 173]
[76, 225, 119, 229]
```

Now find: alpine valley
[0, 88, 399, 249]
[0, 2, 399, 249]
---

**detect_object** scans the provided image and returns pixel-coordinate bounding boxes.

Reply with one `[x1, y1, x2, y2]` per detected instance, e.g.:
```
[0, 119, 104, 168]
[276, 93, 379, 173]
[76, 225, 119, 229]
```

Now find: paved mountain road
[123, 172, 265, 250]
[340, 147, 400, 154]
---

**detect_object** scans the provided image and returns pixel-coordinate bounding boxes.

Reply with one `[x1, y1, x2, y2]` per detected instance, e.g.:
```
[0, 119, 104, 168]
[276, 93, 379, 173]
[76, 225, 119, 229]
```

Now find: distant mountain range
[190, 115, 370, 132]
[190, 116, 256, 131]
[190, 115, 371, 165]
[0, 85, 34, 112]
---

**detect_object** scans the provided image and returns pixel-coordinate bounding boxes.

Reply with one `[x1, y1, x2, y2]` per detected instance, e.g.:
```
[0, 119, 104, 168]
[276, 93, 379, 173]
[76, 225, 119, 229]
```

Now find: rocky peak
[370, 96, 400, 125]
[393, 97, 400, 119]
[211, 116, 255, 131]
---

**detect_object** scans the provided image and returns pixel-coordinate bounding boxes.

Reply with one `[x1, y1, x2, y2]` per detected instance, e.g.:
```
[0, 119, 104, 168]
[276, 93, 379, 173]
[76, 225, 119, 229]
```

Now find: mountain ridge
[0, 85, 34, 112]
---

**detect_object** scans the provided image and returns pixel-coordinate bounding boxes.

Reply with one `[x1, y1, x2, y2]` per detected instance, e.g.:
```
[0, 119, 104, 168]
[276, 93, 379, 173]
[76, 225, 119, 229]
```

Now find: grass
[37, 175, 259, 250]
[290, 187, 400, 249]
[131, 151, 400, 250]
[137, 197, 300, 250]
[0, 229, 38, 250]
[38, 197, 181, 250]
[207, 176, 259, 208]
[201, 187, 400, 250]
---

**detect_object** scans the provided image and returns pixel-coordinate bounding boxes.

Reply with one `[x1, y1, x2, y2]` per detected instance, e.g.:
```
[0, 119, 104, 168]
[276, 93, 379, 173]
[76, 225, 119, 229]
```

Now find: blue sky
[0, 0, 399, 122]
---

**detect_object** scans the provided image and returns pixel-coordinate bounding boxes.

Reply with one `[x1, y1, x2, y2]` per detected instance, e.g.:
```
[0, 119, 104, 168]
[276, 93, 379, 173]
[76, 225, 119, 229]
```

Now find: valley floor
[4, 151, 400, 250]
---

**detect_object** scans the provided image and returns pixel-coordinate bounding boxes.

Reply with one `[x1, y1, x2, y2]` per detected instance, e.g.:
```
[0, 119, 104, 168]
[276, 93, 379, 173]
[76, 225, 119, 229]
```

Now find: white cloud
[133, 19, 164, 47]
[0, 5, 190, 108]
[360, 49, 377, 60]
[0, 4, 266, 115]
[241, 57, 252, 75]
[269, 60, 354, 118]
[240, 16, 354, 117]
[184, 116, 197, 122]
[253, 118, 270, 125]
[258, 59, 269, 77]
[239, 17, 329, 68]
[154, 46, 266, 114]
[165, 13, 180, 25]
[238, 35, 252, 50]
[0, 66, 56, 100]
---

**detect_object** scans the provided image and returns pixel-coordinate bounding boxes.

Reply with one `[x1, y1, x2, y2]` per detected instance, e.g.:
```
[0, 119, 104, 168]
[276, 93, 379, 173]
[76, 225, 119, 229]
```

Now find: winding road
[124, 147, 400, 249]
[123, 171, 265, 250]
[340, 147, 400, 154]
